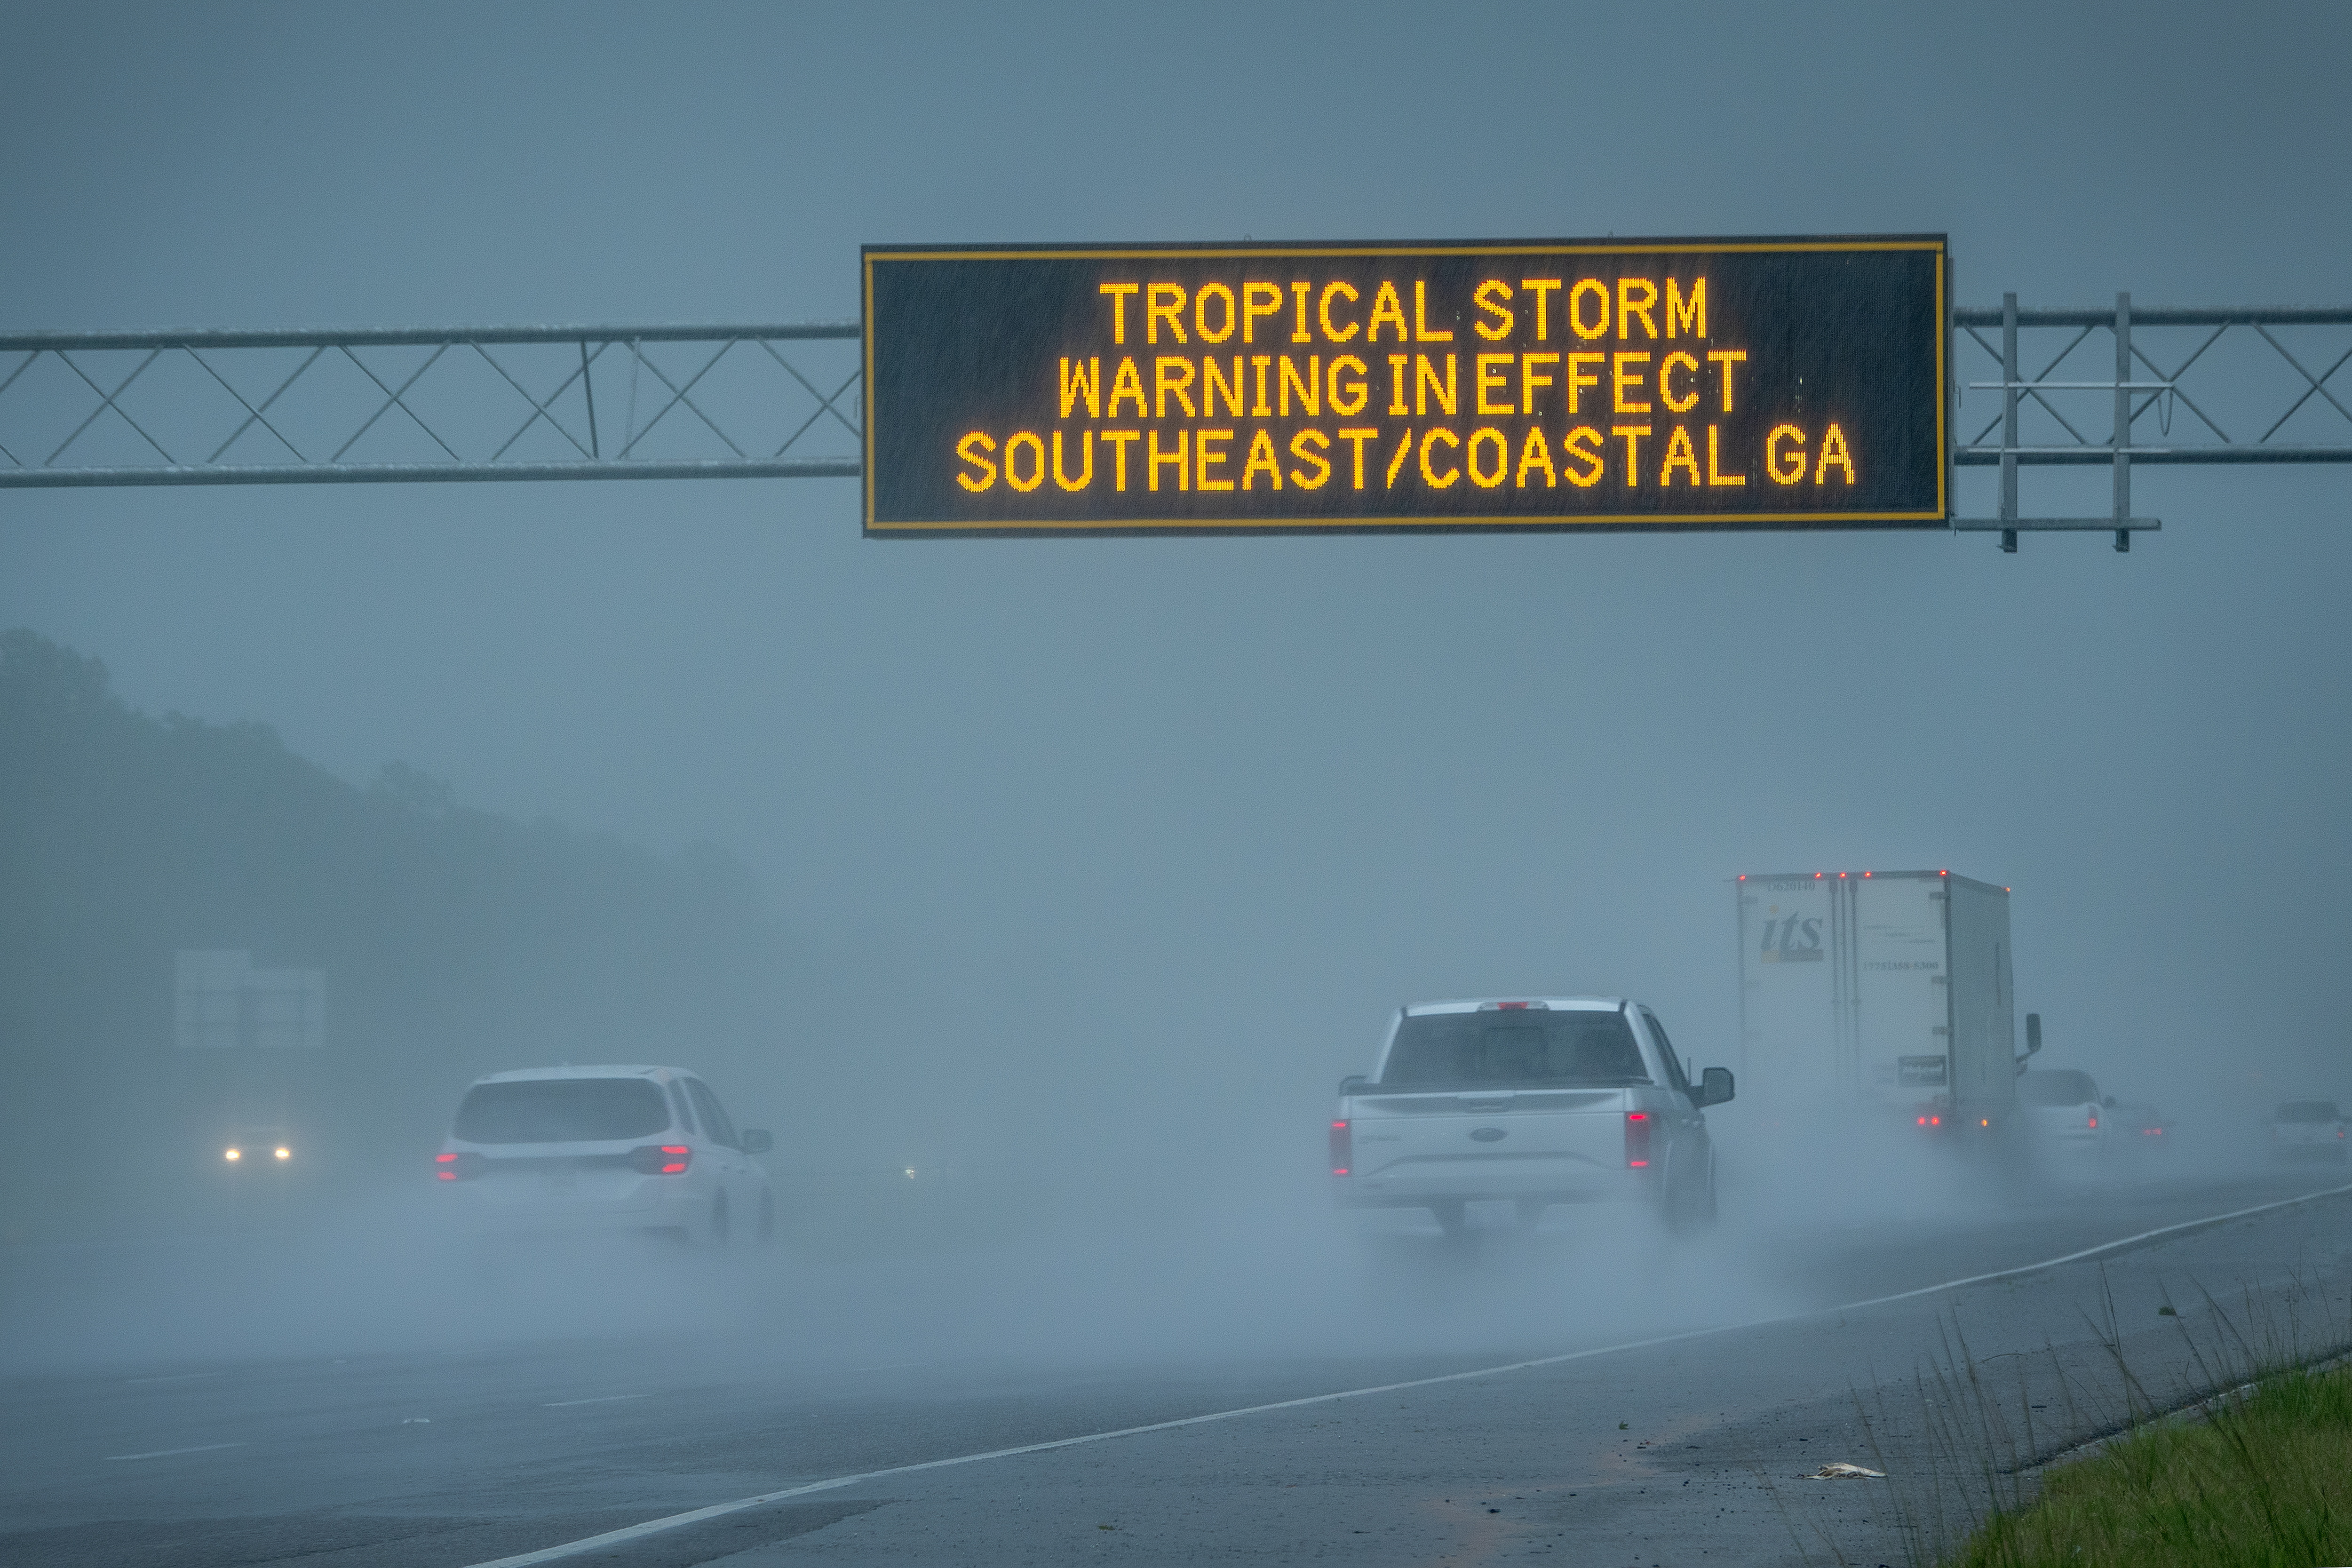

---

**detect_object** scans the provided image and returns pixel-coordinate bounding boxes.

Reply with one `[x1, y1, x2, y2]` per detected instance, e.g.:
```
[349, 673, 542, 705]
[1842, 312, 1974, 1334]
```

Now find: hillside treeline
[0, 629, 787, 1239]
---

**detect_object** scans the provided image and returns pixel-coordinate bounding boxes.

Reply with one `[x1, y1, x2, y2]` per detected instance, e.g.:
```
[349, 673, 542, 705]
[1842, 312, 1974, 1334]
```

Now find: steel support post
[2113, 293, 2131, 552]
[2001, 293, 2020, 553]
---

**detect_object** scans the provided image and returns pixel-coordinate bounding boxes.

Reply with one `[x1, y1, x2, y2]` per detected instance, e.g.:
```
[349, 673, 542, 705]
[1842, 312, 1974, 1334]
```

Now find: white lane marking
[105, 1442, 247, 1461]
[1827, 1179, 2352, 1313]
[544, 1394, 651, 1408]
[838, 1362, 920, 1373]
[123, 1372, 224, 1385]
[464, 1179, 2352, 1568]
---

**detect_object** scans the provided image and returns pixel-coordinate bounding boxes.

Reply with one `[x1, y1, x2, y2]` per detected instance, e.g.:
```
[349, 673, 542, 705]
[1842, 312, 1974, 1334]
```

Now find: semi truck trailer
[1735, 869, 2029, 1135]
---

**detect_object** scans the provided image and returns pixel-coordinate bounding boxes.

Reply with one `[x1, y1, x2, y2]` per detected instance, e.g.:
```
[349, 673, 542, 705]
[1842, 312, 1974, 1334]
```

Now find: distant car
[2268, 1100, 2348, 1163]
[219, 1125, 298, 1172]
[435, 1065, 775, 1243]
[2017, 1069, 2106, 1157]
[2104, 1095, 2168, 1146]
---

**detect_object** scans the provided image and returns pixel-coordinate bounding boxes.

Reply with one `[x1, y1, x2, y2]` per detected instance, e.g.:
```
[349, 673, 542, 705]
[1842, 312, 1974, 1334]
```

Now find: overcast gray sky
[4, 0, 2348, 1159]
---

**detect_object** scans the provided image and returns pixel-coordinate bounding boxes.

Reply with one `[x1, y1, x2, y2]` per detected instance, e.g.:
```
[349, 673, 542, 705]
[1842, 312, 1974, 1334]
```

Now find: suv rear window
[2277, 1101, 2341, 1123]
[1381, 1010, 1649, 1089]
[2018, 1071, 2099, 1106]
[454, 1079, 669, 1143]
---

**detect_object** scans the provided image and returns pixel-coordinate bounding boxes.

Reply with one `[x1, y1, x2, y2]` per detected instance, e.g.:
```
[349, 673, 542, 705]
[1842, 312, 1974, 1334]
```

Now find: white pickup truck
[1330, 997, 1733, 1234]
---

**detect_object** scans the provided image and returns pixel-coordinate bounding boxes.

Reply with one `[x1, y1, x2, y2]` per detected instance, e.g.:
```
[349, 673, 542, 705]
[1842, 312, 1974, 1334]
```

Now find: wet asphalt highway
[5, 1168, 2350, 1568]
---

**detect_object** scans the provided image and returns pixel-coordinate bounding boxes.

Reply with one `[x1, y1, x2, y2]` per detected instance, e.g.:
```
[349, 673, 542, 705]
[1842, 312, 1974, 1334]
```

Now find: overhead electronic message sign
[863, 236, 1946, 536]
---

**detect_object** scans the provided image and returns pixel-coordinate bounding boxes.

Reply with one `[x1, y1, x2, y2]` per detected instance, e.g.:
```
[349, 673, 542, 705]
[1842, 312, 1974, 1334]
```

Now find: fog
[3, 0, 2350, 1396]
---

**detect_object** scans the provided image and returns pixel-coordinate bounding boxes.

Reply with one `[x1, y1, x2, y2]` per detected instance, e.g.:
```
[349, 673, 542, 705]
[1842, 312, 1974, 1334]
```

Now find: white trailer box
[1735, 871, 2017, 1126]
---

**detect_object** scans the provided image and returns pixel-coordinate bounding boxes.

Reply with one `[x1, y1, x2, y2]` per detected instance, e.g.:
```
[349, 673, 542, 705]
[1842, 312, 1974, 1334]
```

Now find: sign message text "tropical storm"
[862, 239, 1947, 534]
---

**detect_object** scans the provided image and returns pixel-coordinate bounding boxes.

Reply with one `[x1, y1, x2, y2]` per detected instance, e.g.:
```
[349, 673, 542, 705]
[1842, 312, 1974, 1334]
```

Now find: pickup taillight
[1625, 1112, 1651, 1169]
[1329, 1120, 1351, 1177]
[434, 1152, 485, 1182]
[630, 1144, 692, 1176]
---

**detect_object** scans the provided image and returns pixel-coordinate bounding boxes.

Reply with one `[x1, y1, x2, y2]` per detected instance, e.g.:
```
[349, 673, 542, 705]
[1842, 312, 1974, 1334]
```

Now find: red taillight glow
[628, 1144, 694, 1176]
[1917, 1116, 1929, 1126]
[435, 1151, 484, 1182]
[435, 1152, 456, 1181]
[2088, 1115, 2098, 1129]
[1931, 1115, 1942, 1127]
[1329, 1120, 1351, 1177]
[1496, 1001, 1530, 1010]
[1625, 1112, 1652, 1168]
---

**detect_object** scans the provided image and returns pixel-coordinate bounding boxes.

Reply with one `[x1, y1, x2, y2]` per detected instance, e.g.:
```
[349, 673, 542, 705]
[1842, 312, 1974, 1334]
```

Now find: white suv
[435, 1065, 774, 1243]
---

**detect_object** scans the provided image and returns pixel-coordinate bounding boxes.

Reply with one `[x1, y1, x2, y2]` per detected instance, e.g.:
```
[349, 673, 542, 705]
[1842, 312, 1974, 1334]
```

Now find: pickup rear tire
[1668, 1153, 1718, 1232]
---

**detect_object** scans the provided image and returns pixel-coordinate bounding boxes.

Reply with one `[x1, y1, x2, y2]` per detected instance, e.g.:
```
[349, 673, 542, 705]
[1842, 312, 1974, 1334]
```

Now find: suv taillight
[630, 1144, 692, 1176]
[435, 1152, 485, 1181]
[1329, 1121, 1351, 1177]
[1625, 1112, 1652, 1169]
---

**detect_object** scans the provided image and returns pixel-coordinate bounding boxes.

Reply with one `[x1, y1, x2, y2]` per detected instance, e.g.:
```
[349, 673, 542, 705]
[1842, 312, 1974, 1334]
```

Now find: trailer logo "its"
[1758, 915, 1825, 963]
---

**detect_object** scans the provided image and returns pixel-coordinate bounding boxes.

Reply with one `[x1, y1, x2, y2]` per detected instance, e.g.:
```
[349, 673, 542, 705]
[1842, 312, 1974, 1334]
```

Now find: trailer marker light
[1980, 1118, 1990, 1127]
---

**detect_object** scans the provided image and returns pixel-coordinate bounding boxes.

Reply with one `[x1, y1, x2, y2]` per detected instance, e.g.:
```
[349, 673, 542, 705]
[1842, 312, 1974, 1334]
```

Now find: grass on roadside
[1950, 1360, 2352, 1568]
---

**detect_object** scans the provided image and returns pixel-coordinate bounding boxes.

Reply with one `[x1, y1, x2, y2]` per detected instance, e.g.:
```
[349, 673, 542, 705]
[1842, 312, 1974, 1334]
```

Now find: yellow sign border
[862, 238, 1948, 534]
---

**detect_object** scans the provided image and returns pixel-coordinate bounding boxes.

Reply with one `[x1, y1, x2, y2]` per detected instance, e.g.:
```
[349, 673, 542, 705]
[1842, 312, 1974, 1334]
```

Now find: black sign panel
[863, 236, 1946, 536]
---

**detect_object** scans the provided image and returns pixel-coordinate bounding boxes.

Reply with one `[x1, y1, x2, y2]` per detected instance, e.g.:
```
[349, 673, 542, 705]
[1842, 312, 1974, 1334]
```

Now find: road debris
[1803, 1462, 1885, 1480]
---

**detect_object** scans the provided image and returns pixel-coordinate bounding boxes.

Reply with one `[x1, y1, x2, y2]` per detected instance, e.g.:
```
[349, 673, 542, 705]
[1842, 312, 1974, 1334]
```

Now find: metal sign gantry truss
[3, 302, 2348, 550]
[1951, 296, 2352, 549]
[0, 322, 861, 487]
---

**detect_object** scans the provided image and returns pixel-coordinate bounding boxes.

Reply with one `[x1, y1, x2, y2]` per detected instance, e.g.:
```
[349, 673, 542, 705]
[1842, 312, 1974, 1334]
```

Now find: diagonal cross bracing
[0, 322, 860, 486]
[1953, 305, 2352, 468]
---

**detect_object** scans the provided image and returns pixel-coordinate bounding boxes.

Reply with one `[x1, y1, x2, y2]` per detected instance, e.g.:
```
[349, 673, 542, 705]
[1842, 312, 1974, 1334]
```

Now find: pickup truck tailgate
[1343, 1088, 1631, 1201]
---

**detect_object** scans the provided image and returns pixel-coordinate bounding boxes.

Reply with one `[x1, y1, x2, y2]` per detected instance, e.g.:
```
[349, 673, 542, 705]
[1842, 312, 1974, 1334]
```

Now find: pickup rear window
[454, 1078, 670, 1144]
[1381, 1011, 1649, 1089]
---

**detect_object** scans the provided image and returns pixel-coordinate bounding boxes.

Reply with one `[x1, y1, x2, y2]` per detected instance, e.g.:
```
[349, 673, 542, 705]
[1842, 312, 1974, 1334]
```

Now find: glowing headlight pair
[223, 1146, 292, 1162]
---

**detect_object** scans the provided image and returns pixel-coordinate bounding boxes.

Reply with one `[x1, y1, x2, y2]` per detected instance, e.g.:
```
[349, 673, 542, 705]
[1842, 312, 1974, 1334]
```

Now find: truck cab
[1331, 997, 1732, 1235]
